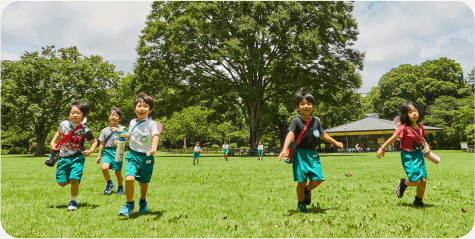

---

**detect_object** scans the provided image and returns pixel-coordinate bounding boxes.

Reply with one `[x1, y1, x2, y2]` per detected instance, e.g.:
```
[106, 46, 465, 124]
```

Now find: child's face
[109, 111, 121, 126]
[296, 98, 315, 116]
[259, 142, 262, 145]
[408, 105, 419, 125]
[196, 143, 199, 146]
[69, 106, 84, 125]
[134, 100, 152, 120]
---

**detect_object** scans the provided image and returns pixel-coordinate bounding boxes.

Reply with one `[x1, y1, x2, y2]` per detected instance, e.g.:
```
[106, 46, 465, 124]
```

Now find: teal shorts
[125, 149, 154, 184]
[258, 150, 263, 156]
[102, 147, 123, 171]
[293, 148, 324, 182]
[56, 154, 86, 184]
[401, 150, 427, 182]
[223, 149, 228, 155]
[193, 152, 200, 159]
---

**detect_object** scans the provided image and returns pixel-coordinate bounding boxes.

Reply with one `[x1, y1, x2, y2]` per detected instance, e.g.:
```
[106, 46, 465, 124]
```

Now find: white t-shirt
[222, 144, 229, 150]
[128, 117, 159, 153]
[194, 146, 201, 152]
[257, 145, 264, 151]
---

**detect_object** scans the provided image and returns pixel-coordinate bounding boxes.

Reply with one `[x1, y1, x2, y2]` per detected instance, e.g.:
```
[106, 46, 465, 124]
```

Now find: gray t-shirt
[287, 116, 324, 149]
[58, 120, 95, 157]
[99, 125, 126, 148]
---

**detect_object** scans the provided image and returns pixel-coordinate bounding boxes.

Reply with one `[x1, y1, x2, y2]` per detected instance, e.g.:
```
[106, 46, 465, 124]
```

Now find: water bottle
[115, 135, 126, 162]
[45, 150, 60, 167]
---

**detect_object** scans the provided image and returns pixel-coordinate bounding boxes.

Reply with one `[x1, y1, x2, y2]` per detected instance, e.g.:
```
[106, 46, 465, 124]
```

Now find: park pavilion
[323, 113, 444, 153]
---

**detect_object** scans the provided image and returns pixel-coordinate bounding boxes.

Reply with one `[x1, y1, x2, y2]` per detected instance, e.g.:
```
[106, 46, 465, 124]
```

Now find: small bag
[283, 117, 313, 164]
[407, 126, 440, 164]
[45, 122, 83, 167]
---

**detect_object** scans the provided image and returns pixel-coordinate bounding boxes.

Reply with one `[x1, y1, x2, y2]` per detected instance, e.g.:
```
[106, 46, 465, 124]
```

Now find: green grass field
[1, 150, 474, 237]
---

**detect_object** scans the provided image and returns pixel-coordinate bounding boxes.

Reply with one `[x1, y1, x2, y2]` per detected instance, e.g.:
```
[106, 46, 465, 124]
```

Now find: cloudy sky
[1, 1, 474, 94]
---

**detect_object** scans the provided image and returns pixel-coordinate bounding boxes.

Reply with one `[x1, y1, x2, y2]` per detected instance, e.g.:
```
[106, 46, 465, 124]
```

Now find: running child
[50, 100, 97, 211]
[278, 90, 343, 213]
[117, 93, 159, 216]
[257, 141, 264, 161]
[95, 107, 126, 195]
[377, 101, 430, 208]
[222, 141, 229, 161]
[193, 142, 203, 165]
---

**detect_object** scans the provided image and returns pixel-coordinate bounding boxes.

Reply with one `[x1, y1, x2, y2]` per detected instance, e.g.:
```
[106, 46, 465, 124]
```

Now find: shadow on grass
[119, 210, 166, 220]
[285, 203, 337, 215]
[48, 202, 99, 209]
[397, 202, 435, 208]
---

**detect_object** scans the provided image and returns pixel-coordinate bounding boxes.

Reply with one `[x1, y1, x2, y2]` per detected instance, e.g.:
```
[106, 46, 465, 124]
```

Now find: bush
[229, 143, 238, 149]
[30, 145, 51, 155]
[8, 147, 22, 154]
[1, 150, 9, 155]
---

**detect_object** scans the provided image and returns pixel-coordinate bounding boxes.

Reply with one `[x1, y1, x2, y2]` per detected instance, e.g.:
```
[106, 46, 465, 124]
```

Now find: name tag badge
[146, 160, 151, 164]
[313, 130, 320, 137]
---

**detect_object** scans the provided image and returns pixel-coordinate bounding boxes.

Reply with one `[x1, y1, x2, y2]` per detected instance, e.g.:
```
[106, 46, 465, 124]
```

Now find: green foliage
[1, 45, 123, 156]
[464, 124, 474, 145]
[8, 147, 27, 155]
[135, 1, 364, 149]
[30, 145, 51, 154]
[1, 150, 9, 155]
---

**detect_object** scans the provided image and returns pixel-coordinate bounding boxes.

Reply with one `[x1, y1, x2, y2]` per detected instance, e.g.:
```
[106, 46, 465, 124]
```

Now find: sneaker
[395, 178, 407, 198]
[193, 162, 195, 165]
[197, 163, 199, 166]
[68, 200, 78, 211]
[413, 199, 425, 208]
[304, 190, 312, 205]
[116, 187, 124, 194]
[104, 181, 114, 195]
[139, 199, 148, 213]
[297, 203, 307, 213]
[118, 203, 134, 216]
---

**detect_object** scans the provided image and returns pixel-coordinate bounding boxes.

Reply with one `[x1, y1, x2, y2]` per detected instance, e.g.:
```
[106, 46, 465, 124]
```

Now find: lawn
[1, 150, 474, 237]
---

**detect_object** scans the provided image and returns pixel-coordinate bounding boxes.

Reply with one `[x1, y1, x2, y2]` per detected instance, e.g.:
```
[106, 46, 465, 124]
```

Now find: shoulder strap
[408, 125, 422, 139]
[55, 123, 83, 148]
[130, 120, 147, 133]
[294, 117, 313, 147]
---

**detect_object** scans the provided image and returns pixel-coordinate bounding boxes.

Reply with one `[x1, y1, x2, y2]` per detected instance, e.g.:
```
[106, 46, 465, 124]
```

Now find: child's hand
[424, 146, 431, 155]
[146, 149, 156, 157]
[278, 149, 288, 161]
[82, 149, 94, 157]
[95, 156, 101, 164]
[114, 140, 119, 146]
[335, 142, 344, 150]
[120, 132, 130, 138]
[376, 148, 385, 158]
[51, 144, 60, 151]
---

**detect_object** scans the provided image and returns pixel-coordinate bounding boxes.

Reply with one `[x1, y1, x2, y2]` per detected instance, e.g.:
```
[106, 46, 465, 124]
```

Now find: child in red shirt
[377, 102, 431, 208]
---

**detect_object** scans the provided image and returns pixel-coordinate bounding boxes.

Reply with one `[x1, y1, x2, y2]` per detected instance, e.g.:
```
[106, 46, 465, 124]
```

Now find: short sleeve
[99, 128, 107, 142]
[287, 118, 298, 133]
[396, 125, 405, 139]
[315, 117, 324, 135]
[149, 121, 159, 136]
[84, 127, 95, 141]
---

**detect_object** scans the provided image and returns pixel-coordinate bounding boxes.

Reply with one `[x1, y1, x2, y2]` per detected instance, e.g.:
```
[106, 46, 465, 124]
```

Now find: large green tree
[134, 1, 364, 149]
[1, 46, 123, 155]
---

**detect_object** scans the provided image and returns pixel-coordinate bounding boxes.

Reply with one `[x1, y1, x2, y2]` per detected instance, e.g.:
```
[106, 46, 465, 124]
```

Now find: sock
[71, 196, 77, 202]
[127, 201, 134, 205]
[140, 198, 146, 204]
[298, 201, 304, 206]
[304, 185, 310, 195]
[107, 180, 112, 184]
[415, 196, 422, 202]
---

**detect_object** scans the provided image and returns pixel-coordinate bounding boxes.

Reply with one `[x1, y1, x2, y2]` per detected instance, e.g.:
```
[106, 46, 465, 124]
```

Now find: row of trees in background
[1, 1, 473, 154]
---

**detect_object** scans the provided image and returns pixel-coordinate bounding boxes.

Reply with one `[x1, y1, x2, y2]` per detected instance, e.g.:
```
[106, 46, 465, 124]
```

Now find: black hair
[399, 101, 424, 125]
[294, 89, 315, 107]
[67, 100, 91, 119]
[109, 107, 122, 119]
[134, 92, 154, 110]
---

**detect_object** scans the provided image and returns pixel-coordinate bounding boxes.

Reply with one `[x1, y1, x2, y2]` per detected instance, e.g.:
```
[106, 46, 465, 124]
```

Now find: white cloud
[1, 52, 20, 61]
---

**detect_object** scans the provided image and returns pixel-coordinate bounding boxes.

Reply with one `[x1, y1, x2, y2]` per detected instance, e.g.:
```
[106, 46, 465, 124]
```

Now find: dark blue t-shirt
[287, 116, 324, 149]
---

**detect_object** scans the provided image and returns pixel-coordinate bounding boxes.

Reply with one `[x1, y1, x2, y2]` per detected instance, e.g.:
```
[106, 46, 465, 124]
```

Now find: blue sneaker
[297, 203, 307, 213]
[68, 200, 78, 211]
[138, 199, 148, 213]
[104, 181, 114, 195]
[118, 203, 134, 216]
[116, 187, 124, 194]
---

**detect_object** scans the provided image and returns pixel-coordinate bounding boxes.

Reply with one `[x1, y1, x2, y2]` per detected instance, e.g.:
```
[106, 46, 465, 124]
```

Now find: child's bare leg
[139, 182, 148, 200]
[197, 158, 199, 164]
[115, 170, 123, 187]
[416, 178, 426, 198]
[296, 182, 307, 202]
[404, 179, 421, 187]
[307, 180, 322, 191]
[59, 182, 70, 187]
[125, 175, 135, 202]
[102, 163, 111, 181]
[70, 179, 79, 197]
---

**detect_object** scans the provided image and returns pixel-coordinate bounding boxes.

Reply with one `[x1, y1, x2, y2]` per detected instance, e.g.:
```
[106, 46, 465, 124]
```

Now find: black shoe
[395, 178, 407, 198]
[303, 189, 312, 205]
[413, 200, 425, 208]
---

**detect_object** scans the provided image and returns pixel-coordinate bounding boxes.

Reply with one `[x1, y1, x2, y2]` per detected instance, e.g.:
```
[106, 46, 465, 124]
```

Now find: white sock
[71, 196, 77, 201]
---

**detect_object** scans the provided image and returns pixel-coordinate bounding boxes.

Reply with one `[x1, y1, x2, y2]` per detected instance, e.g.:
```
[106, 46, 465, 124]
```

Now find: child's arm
[376, 133, 399, 158]
[50, 129, 62, 151]
[146, 134, 159, 156]
[319, 131, 343, 150]
[82, 138, 98, 158]
[95, 141, 105, 164]
[278, 131, 295, 161]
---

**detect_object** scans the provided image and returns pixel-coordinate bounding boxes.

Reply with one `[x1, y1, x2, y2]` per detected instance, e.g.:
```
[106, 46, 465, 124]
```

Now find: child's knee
[102, 163, 110, 171]
[125, 175, 135, 181]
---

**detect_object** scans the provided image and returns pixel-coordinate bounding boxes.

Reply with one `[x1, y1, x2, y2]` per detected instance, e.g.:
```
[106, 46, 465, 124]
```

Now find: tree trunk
[245, 99, 261, 155]
[34, 124, 52, 156]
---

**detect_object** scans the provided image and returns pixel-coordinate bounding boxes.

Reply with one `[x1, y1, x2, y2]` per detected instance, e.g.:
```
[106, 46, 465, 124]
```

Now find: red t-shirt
[396, 124, 425, 152]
